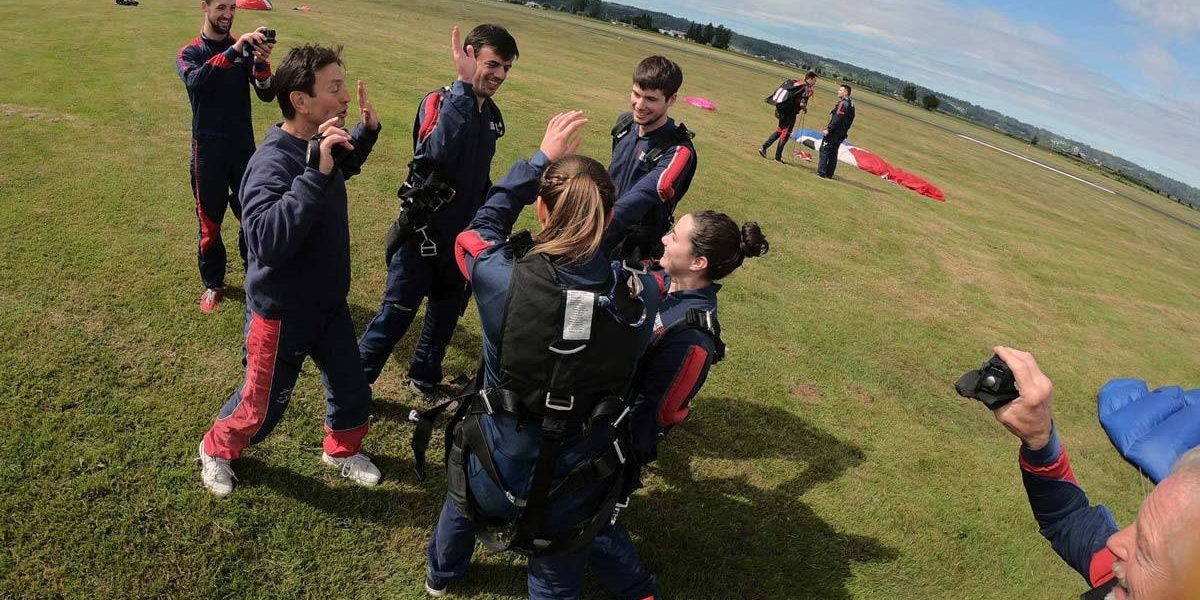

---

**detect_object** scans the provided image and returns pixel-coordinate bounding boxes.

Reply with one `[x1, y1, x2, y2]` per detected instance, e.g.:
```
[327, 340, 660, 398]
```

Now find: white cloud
[1115, 0, 1200, 35]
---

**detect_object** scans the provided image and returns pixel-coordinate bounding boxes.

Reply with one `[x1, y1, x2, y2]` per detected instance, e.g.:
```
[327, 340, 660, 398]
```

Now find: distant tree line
[685, 22, 732, 49]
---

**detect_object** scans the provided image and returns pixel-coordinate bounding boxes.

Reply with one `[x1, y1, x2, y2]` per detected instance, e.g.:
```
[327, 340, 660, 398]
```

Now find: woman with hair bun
[589, 209, 769, 599]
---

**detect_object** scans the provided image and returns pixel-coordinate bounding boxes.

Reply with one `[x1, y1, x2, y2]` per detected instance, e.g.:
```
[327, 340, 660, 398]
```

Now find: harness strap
[653, 308, 726, 363]
[408, 395, 462, 482]
[507, 415, 567, 553]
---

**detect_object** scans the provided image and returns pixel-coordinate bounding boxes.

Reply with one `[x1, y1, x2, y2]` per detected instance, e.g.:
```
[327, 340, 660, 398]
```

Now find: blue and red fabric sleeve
[413, 80, 476, 163]
[251, 58, 275, 101]
[628, 329, 714, 456]
[1019, 425, 1120, 586]
[603, 143, 696, 250]
[454, 151, 550, 280]
[176, 40, 238, 91]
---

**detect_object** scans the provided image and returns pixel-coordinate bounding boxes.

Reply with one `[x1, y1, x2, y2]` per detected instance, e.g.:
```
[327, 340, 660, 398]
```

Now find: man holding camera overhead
[176, 0, 276, 313]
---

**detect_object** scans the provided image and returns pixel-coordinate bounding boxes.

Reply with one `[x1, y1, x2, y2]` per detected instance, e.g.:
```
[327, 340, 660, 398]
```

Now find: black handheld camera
[262, 29, 277, 44]
[955, 354, 1019, 409]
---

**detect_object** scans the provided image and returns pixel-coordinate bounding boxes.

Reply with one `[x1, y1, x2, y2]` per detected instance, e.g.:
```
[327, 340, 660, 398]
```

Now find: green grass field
[2, 0, 1198, 598]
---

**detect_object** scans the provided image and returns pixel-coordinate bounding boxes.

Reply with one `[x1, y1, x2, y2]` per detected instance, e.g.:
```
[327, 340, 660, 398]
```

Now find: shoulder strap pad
[611, 111, 635, 150]
[653, 308, 725, 363]
[412, 86, 451, 151]
[507, 229, 534, 258]
[643, 123, 696, 166]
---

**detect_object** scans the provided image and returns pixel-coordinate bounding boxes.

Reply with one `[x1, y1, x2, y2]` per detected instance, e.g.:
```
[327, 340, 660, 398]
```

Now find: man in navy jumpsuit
[357, 25, 518, 396]
[986, 346, 1200, 599]
[605, 56, 697, 261]
[197, 45, 383, 497]
[759, 71, 816, 162]
[817, 84, 855, 179]
[176, 0, 276, 313]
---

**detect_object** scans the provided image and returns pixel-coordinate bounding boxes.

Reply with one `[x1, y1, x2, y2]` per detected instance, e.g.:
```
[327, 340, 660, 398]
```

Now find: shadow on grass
[614, 398, 897, 598]
[237, 456, 437, 528]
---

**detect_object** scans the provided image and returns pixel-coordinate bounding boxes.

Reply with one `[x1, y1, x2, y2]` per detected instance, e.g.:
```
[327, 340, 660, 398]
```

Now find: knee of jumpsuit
[358, 302, 420, 383]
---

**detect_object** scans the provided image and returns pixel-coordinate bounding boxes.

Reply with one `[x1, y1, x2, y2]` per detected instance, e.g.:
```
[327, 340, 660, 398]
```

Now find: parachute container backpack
[445, 248, 649, 557]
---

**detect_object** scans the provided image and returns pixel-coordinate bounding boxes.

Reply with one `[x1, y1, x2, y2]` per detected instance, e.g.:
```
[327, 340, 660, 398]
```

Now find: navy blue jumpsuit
[358, 81, 503, 387]
[176, 33, 275, 290]
[604, 117, 697, 257]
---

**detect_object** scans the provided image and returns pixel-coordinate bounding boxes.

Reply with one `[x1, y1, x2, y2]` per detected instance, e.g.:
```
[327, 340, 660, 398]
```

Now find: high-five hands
[539, 111, 588, 163]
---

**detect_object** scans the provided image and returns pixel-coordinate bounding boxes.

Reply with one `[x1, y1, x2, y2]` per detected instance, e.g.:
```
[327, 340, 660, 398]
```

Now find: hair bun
[739, 221, 769, 258]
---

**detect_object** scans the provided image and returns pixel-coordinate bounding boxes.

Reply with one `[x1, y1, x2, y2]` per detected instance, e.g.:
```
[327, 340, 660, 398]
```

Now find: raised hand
[451, 26, 477, 83]
[357, 80, 379, 131]
[538, 111, 588, 163]
[990, 346, 1055, 450]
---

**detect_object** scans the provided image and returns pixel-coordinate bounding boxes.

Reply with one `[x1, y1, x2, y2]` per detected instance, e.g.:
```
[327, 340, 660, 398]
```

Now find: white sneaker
[321, 452, 382, 486]
[198, 441, 235, 497]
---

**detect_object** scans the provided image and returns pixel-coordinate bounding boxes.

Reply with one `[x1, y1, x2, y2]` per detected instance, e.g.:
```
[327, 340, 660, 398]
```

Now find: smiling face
[659, 213, 704, 279]
[1104, 473, 1200, 600]
[470, 46, 514, 99]
[201, 0, 235, 36]
[629, 84, 675, 130]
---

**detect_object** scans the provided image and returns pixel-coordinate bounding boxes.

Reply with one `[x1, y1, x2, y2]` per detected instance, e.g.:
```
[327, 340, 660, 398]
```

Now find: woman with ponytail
[425, 112, 667, 599]
[589, 210, 769, 599]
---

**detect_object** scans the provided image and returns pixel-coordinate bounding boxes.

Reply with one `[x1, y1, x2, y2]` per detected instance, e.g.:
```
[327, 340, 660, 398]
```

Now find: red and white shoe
[199, 288, 224, 313]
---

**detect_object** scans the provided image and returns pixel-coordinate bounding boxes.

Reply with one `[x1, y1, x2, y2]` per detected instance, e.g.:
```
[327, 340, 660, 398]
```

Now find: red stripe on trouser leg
[324, 422, 369, 458]
[192, 139, 221, 255]
[202, 313, 281, 459]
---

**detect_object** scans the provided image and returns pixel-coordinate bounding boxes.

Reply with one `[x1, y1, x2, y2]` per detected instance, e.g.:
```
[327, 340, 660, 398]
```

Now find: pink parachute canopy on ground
[236, 0, 273, 10]
[682, 96, 716, 111]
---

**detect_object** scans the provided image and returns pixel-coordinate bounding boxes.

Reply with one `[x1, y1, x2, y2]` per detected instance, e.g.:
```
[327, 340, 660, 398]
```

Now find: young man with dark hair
[605, 55, 698, 262]
[817, 84, 855, 179]
[759, 71, 816, 162]
[357, 24, 517, 398]
[177, 0, 276, 313]
[197, 44, 384, 497]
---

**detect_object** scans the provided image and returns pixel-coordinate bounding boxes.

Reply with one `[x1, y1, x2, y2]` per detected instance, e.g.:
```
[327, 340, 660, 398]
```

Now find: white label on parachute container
[562, 291, 596, 341]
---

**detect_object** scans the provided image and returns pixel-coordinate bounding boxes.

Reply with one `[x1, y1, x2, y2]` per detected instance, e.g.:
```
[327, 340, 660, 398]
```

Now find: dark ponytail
[688, 210, 769, 281]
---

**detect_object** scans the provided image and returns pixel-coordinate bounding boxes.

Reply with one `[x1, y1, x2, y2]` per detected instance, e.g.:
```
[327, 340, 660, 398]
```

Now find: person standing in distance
[817, 84, 855, 179]
[759, 71, 817, 162]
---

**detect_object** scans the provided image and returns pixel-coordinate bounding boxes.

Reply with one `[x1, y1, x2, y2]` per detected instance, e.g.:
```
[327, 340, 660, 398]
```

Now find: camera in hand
[262, 29, 277, 44]
[955, 354, 1019, 409]
[304, 133, 358, 178]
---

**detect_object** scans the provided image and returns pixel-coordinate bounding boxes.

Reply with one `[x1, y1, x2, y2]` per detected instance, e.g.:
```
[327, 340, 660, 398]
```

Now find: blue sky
[632, 0, 1200, 188]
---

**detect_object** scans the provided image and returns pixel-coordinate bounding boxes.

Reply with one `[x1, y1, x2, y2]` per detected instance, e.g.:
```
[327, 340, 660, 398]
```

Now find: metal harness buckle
[544, 393, 575, 412]
[416, 226, 437, 257]
[480, 389, 494, 415]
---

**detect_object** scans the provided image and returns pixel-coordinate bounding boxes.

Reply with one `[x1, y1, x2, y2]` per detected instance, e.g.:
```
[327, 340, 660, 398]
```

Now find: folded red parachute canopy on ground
[236, 0, 272, 9]
[793, 128, 945, 201]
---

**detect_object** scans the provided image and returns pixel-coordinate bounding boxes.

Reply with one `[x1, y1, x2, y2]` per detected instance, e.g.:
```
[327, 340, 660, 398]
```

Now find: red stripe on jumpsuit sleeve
[417, 92, 442, 143]
[455, 229, 492, 280]
[656, 146, 692, 202]
[657, 345, 709, 428]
